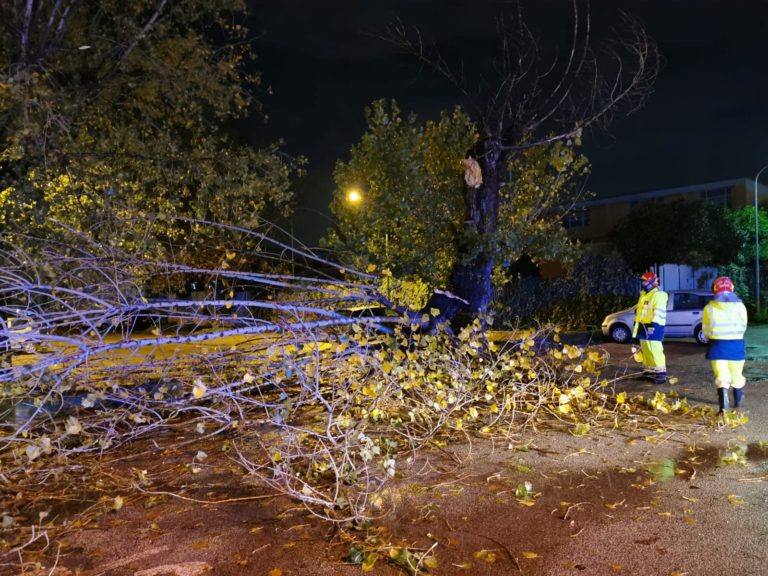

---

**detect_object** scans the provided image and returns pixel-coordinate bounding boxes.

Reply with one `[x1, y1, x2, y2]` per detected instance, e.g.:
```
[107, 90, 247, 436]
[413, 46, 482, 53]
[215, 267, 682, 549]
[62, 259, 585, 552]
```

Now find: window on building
[698, 187, 731, 208]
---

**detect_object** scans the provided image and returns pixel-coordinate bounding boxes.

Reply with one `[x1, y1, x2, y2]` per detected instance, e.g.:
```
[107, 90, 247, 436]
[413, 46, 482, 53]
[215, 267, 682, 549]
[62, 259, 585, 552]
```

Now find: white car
[601, 290, 713, 344]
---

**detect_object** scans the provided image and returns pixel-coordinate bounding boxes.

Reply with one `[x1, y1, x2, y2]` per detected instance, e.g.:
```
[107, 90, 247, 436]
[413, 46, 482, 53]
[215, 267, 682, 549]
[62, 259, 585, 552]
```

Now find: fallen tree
[0, 218, 729, 566]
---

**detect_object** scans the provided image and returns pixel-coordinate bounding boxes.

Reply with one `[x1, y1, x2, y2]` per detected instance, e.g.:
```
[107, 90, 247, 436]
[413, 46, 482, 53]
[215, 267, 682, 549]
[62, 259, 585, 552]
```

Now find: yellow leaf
[191, 540, 209, 549]
[268, 570, 282, 576]
[112, 495, 124, 511]
[522, 551, 540, 559]
[473, 549, 497, 563]
[455, 418, 463, 430]
[633, 352, 644, 363]
[226, 251, 236, 260]
[726, 494, 744, 506]
[422, 555, 438, 569]
[272, 451, 282, 462]
[616, 392, 627, 404]
[362, 384, 378, 398]
[366, 264, 377, 273]
[192, 381, 206, 399]
[361, 553, 379, 572]
[249, 526, 263, 533]
[610, 565, 623, 572]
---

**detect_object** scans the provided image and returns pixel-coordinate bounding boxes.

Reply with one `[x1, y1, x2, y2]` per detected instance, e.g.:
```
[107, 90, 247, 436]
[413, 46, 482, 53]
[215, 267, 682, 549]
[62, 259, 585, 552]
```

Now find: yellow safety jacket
[632, 288, 668, 338]
[702, 301, 748, 340]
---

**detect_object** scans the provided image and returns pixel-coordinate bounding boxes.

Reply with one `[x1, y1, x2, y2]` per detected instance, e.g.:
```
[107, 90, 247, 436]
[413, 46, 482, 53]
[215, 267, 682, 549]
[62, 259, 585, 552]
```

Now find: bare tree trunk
[449, 140, 503, 316]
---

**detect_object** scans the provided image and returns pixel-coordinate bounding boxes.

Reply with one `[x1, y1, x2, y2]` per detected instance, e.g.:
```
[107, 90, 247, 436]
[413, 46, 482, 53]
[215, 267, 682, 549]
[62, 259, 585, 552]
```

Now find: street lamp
[345, 188, 363, 205]
[754, 165, 767, 316]
[343, 186, 389, 261]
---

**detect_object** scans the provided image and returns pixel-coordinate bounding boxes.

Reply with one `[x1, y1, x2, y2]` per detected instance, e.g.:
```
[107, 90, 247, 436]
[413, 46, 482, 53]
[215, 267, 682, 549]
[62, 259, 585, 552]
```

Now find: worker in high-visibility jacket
[632, 271, 669, 384]
[702, 276, 748, 414]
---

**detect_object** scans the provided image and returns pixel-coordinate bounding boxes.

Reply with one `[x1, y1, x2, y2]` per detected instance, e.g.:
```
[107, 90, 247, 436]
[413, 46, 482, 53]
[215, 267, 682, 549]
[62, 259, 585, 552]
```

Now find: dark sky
[247, 0, 768, 244]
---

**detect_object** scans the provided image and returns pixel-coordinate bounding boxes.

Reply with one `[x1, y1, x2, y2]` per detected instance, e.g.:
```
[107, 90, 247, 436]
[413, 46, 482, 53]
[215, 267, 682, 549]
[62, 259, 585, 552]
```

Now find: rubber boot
[653, 370, 667, 385]
[642, 370, 655, 381]
[732, 388, 744, 409]
[717, 388, 729, 414]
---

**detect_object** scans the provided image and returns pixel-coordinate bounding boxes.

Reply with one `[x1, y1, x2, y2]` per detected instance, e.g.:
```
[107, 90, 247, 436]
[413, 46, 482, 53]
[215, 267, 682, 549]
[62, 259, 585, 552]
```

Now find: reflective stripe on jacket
[633, 288, 668, 337]
[703, 301, 747, 340]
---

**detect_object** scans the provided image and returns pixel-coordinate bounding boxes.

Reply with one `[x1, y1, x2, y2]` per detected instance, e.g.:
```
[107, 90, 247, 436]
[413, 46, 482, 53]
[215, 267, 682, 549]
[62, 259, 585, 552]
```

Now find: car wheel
[609, 323, 631, 344]
[694, 324, 707, 345]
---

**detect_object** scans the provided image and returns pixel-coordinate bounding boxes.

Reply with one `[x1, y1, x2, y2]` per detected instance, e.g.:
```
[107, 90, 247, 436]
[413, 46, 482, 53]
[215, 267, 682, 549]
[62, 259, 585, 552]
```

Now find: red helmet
[641, 271, 658, 288]
[712, 276, 734, 294]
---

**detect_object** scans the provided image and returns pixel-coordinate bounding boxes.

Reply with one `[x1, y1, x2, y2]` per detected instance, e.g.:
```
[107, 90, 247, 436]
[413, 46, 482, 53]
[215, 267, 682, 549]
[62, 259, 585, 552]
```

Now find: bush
[493, 250, 637, 329]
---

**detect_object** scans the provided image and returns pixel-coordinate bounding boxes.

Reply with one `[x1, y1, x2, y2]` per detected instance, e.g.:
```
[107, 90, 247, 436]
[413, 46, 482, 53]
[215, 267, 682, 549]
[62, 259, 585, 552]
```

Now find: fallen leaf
[522, 551, 540, 559]
[268, 570, 282, 576]
[192, 380, 206, 399]
[473, 549, 497, 563]
[361, 552, 378, 572]
[726, 494, 744, 506]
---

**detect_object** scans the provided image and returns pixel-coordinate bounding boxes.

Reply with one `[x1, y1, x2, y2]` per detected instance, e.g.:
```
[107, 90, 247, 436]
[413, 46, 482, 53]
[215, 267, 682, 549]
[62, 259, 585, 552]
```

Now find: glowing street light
[345, 188, 363, 205]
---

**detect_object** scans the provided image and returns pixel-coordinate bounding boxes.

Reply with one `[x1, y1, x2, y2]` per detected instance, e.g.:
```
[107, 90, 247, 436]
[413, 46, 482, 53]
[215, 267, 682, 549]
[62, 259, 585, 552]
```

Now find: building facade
[564, 177, 767, 243]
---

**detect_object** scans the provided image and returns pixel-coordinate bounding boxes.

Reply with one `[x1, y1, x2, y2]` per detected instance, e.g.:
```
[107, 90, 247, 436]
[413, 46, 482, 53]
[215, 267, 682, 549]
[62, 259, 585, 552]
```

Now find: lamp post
[754, 165, 767, 316]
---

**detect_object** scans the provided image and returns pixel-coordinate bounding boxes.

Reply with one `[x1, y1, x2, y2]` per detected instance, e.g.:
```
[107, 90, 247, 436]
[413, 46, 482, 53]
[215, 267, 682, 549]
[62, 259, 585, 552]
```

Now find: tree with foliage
[719, 205, 768, 310]
[610, 197, 744, 272]
[326, 99, 588, 296]
[326, 4, 658, 327]
[0, 0, 299, 278]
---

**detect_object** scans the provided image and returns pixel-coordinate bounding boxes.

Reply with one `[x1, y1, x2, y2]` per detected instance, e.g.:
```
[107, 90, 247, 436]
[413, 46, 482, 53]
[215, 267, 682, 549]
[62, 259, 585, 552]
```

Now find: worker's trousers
[712, 360, 745, 389]
[640, 339, 666, 372]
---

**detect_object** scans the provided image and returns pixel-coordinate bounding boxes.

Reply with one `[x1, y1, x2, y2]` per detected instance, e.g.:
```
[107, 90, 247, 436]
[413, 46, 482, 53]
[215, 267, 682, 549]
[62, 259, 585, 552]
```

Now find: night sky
[247, 0, 768, 244]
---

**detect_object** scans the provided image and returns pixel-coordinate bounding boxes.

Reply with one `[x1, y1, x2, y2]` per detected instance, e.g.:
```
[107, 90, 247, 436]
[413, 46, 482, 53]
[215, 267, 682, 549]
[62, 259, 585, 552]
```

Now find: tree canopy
[325, 5, 657, 325]
[610, 197, 743, 272]
[0, 0, 299, 273]
[325, 99, 589, 293]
